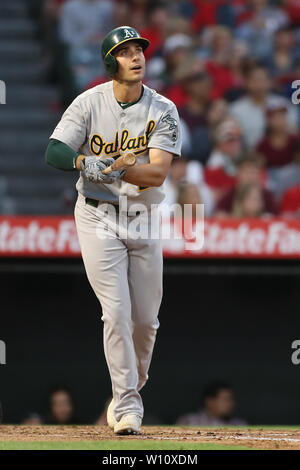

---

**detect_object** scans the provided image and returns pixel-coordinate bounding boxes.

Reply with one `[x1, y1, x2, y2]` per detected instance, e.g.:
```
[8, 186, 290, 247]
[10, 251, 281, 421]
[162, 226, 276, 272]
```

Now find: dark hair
[184, 71, 211, 84]
[243, 63, 269, 80]
[202, 382, 232, 401]
[47, 385, 74, 404]
[146, 1, 167, 14]
[236, 152, 263, 168]
[275, 25, 294, 36]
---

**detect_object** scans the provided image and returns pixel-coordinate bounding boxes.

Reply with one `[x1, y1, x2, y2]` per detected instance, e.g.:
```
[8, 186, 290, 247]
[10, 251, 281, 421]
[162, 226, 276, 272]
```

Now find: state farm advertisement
[0, 216, 300, 258]
[163, 218, 300, 258]
[0, 217, 80, 257]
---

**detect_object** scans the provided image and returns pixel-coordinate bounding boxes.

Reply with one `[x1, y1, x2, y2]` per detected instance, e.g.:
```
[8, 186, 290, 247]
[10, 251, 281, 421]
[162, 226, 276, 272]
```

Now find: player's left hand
[80, 156, 125, 184]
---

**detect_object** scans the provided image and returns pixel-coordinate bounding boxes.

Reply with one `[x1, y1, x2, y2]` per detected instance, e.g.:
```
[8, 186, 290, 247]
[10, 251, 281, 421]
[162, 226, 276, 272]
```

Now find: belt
[85, 198, 141, 216]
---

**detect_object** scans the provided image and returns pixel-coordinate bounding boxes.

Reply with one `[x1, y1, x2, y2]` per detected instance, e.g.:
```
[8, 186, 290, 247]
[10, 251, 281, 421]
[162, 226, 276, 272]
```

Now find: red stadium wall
[1, 216, 300, 259]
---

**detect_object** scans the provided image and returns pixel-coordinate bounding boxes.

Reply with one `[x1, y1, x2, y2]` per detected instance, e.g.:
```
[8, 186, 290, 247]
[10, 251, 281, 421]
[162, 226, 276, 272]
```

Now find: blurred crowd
[17, 382, 247, 426]
[29, 0, 300, 218]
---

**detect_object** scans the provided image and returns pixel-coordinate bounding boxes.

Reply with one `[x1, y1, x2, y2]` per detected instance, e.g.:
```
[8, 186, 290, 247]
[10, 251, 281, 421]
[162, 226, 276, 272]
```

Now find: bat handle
[102, 166, 113, 175]
[102, 154, 136, 175]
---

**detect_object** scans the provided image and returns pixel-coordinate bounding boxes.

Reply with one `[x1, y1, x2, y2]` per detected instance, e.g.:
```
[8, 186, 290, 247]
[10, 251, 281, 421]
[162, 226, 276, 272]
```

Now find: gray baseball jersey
[50, 80, 182, 207]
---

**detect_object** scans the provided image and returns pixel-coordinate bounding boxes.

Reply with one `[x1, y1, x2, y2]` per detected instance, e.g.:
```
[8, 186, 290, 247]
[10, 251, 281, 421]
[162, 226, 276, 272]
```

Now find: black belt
[85, 198, 141, 216]
[85, 197, 119, 211]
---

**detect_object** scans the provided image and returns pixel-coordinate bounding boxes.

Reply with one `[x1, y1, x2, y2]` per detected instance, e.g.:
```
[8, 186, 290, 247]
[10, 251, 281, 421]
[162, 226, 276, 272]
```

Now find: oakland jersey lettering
[90, 120, 156, 157]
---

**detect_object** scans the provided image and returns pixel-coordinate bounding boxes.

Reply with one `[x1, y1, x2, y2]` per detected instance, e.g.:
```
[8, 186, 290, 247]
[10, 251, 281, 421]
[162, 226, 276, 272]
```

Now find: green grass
[239, 425, 300, 430]
[166, 425, 300, 430]
[0, 441, 252, 451]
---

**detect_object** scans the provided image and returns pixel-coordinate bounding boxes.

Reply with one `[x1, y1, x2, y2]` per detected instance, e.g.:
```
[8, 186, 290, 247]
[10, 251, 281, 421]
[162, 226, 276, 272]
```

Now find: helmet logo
[124, 29, 137, 39]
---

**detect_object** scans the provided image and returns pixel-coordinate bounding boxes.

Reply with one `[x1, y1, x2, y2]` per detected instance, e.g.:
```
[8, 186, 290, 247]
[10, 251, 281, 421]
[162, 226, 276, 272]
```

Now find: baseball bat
[102, 153, 136, 174]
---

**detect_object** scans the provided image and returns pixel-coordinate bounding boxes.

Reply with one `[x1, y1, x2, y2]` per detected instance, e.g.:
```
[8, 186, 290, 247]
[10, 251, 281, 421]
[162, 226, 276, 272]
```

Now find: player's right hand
[80, 156, 123, 184]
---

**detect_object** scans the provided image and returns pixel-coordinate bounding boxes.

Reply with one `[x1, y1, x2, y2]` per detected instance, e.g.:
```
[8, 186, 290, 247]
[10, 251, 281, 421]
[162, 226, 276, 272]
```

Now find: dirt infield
[1, 425, 300, 449]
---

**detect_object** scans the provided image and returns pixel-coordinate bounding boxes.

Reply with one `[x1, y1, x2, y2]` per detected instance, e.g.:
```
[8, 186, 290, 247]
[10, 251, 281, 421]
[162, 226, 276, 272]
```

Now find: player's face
[114, 41, 146, 83]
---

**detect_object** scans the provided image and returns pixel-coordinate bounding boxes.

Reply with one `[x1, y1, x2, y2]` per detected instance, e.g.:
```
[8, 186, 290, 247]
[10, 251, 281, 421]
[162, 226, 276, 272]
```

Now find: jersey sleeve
[50, 97, 88, 152]
[147, 103, 182, 157]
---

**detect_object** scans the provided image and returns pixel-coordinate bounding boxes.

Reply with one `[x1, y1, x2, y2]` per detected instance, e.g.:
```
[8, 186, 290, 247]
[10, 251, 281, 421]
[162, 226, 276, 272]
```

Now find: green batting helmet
[101, 26, 150, 77]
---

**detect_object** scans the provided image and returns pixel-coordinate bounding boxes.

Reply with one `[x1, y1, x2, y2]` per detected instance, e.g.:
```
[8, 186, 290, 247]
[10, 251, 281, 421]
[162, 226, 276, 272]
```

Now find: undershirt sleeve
[45, 139, 80, 171]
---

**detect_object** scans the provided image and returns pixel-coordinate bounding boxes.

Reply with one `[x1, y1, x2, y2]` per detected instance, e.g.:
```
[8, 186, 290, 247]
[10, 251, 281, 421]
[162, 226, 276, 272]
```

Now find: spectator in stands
[280, 184, 300, 218]
[225, 40, 250, 101]
[178, 70, 212, 131]
[200, 26, 237, 99]
[165, 14, 193, 38]
[232, 182, 267, 218]
[207, 99, 229, 129]
[45, 386, 81, 424]
[275, 143, 300, 199]
[21, 412, 43, 425]
[177, 182, 203, 219]
[140, 2, 169, 60]
[187, 98, 230, 165]
[59, 0, 115, 89]
[158, 35, 195, 106]
[162, 158, 215, 217]
[235, 0, 289, 60]
[230, 64, 298, 148]
[257, 97, 300, 168]
[277, 140, 300, 216]
[205, 119, 242, 202]
[283, 0, 300, 26]
[191, 0, 238, 33]
[256, 97, 300, 194]
[266, 26, 298, 82]
[121, 0, 149, 31]
[216, 155, 277, 218]
[176, 381, 247, 426]
[113, 0, 130, 28]
[59, 0, 114, 48]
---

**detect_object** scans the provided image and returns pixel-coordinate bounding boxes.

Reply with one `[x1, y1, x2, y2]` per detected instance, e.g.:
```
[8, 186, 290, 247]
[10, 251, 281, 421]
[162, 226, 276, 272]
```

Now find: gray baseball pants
[74, 193, 163, 421]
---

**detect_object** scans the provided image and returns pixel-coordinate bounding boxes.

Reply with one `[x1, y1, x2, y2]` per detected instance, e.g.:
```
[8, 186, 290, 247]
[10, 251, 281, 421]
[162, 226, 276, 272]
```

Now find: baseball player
[46, 26, 182, 435]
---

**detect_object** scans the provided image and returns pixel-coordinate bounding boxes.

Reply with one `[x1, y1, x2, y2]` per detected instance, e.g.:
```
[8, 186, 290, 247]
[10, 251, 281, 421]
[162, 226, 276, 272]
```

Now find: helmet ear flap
[104, 54, 118, 77]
